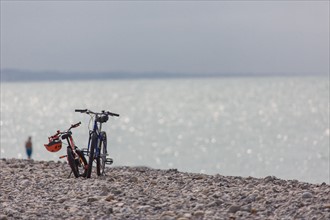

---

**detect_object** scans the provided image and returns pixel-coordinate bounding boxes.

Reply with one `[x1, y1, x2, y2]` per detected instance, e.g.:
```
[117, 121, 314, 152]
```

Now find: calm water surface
[1, 76, 329, 183]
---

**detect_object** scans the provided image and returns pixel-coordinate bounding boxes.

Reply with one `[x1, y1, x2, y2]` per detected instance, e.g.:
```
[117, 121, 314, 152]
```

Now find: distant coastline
[1, 69, 326, 82]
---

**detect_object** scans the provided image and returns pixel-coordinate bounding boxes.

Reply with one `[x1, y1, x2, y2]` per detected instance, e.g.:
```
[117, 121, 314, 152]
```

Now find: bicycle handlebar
[48, 122, 81, 139]
[70, 121, 81, 129]
[75, 109, 120, 117]
[106, 111, 120, 117]
[50, 131, 61, 139]
[75, 109, 87, 113]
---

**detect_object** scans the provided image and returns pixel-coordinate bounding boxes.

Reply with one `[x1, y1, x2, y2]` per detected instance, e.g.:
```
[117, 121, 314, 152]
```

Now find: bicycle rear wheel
[67, 147, 87, 178]
[86, 133, 97, 178]
[97, 132, 107, 176]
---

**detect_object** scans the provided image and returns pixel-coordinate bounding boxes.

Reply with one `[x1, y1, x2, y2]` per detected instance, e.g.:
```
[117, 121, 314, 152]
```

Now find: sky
[0, 1, 329, 75]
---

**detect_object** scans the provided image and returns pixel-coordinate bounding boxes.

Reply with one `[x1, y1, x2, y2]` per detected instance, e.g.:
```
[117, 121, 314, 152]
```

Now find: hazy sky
[1, 1, 329, 75]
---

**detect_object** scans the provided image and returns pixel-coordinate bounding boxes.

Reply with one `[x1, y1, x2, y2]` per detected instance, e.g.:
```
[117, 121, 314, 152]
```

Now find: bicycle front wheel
[86, 133, 97, 178]
[67, 147, 87, 178]
[97, 132, 107, 176]
[76, 148, 88, 177]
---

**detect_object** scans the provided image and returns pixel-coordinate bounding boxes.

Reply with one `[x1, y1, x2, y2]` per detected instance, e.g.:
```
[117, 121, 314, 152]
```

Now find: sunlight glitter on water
[1, 77, 329, 183]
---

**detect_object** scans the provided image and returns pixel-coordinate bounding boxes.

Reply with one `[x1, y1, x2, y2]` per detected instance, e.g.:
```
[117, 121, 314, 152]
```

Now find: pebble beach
[0, 158, 329, 219]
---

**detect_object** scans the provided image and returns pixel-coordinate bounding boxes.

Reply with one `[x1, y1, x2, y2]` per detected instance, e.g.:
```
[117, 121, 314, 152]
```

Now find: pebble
[105, 195, 115, 202]
[193, 210, 204, 218]
[0, 158, 329, 219]
[240, 204, 252, 212]
[228, 205, 241, 213]
[87, 197, 98, 203]
[302, 192, 313, 199]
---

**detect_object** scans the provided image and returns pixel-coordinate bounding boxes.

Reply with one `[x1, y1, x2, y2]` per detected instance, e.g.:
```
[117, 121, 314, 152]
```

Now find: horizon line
[1, 68, 328, 82]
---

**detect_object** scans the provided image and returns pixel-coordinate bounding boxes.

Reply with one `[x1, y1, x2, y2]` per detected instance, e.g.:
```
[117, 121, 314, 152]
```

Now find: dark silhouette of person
[25, 136, 32, 159]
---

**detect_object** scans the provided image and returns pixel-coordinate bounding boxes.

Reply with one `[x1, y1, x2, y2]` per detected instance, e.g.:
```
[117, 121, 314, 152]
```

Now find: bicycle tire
[97, 132, 107, 176]
[67, 147, 79, 178]
[76, 148, 88, 177]
[86, 133, 97, 178]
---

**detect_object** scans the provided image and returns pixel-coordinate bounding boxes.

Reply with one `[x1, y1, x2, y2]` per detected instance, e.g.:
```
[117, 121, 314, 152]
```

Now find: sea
[1, 76, 329, 184]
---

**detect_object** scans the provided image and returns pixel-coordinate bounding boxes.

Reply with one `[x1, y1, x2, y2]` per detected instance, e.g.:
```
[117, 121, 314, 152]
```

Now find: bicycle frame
[45, 122, 88, 178]
[62, 132, 77, 158]
[76, 109, 119, 177]
[85, 119, 103, 159]
[51, 123, 80, 160]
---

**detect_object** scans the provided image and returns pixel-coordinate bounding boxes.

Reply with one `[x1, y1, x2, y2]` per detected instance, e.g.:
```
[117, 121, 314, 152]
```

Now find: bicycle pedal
[105, 158, 113, 165]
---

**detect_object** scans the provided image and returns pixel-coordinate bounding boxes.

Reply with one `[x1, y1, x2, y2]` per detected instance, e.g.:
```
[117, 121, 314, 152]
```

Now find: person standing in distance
[25, 136, 32, 159]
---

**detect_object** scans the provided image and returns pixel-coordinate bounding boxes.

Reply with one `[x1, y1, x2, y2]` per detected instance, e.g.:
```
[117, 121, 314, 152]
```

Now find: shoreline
[1, 158, 329, 219]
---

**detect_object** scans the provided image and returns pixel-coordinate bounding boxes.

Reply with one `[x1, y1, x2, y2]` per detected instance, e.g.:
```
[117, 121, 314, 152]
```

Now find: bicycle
[75, 109, 119, 178]
[44, 122, 88, 178]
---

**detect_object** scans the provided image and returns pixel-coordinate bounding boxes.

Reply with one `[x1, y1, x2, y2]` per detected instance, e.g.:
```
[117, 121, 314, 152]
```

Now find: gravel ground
[0, 158, 329, 219]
